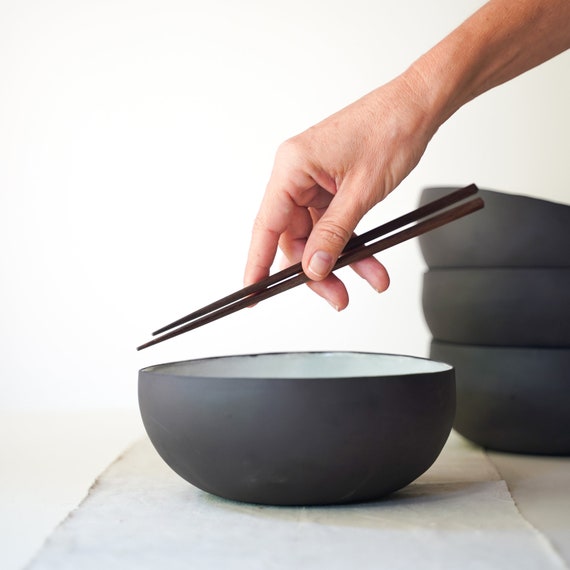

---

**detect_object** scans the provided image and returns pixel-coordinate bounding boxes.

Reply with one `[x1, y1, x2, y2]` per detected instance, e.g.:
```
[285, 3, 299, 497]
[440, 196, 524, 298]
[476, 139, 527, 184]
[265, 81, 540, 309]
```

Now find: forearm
[406, 0, 570, 131]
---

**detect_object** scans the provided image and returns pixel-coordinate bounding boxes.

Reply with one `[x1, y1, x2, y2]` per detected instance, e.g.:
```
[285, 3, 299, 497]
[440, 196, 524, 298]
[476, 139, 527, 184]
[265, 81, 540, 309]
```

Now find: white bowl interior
[144, 352, 451, 379]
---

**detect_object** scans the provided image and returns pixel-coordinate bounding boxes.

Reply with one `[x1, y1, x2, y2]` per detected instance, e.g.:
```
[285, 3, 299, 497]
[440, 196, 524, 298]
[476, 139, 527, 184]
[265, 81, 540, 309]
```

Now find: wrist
[401, 25, 484, 136]
[403, 0, 570, 132]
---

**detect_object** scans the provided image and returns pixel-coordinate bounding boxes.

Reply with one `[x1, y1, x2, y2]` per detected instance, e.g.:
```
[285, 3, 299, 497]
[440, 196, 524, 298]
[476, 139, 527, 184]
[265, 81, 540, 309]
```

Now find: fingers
[244, 220, 280, 287]
[243, 182, 301, 287]
[349, 256, 390, 293]
[306, 275, 350, 311]
[244, 141, 328, 287]
[302, 181, 376, 281]
[278, 227, 350, 310]
[279, 221, 390, 310]
[304, 258, 389, 311]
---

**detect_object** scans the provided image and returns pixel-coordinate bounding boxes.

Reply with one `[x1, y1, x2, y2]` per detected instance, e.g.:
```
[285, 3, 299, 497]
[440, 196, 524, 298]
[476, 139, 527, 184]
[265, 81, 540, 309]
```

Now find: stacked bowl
[418, 186, 570, 455]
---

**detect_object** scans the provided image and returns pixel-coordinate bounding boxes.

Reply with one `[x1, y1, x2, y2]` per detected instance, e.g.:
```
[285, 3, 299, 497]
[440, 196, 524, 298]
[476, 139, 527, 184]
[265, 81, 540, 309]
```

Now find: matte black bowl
[418, 186, 570, 268]
[430, 341, 570, 455]
[422, 268, 570, 347]
[139, 352, 455, 506]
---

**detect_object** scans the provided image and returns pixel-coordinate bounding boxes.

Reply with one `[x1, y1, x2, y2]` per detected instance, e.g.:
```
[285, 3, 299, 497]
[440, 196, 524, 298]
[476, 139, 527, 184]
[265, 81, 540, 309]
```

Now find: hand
[244, 72, 438, 310]
[245, 0, 570, 311]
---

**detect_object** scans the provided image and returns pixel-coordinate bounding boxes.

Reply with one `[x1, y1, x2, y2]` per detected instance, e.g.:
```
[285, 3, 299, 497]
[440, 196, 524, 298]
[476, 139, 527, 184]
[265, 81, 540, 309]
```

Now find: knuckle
[317, 221, 351, 248]
[275, 138, 296, 160]
[275, 135, 307, 164]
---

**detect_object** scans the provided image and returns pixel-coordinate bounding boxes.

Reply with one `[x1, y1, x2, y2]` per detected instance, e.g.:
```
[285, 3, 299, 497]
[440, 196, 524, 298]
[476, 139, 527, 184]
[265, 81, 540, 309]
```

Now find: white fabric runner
[28, 433, 566, 570]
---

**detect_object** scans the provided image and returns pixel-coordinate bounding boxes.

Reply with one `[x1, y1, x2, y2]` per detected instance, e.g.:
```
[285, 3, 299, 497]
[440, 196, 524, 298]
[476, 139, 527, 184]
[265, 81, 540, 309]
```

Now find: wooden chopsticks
[137, 184, 483, 350]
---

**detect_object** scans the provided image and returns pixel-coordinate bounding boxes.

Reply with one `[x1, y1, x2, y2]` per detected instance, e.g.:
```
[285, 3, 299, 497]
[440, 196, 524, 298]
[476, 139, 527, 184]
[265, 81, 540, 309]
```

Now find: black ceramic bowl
[430, 341, 570, 455]
[139, 352, 455, 506]
[418, 186, 570, 268]
[422, 268, 570, 347]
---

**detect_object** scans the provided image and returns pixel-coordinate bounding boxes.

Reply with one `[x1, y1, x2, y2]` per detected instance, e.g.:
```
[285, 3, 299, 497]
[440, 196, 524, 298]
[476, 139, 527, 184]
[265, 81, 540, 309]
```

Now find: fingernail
[308, 251, 333, 279]
[328, 300, 340, 311]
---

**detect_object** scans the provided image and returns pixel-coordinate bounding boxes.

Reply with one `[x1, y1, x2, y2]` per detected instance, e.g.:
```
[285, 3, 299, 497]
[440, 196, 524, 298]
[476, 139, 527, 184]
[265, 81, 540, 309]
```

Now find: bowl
[418, 186, 570, 268]
[422, 268, 570, 347]
[138, 352, 455, 506]
[430, 341, 570, 455]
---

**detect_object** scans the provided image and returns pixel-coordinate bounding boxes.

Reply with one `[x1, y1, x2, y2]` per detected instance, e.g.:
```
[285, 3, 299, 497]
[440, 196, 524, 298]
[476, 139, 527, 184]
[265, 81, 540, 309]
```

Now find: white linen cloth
[27, 433, 566, 570]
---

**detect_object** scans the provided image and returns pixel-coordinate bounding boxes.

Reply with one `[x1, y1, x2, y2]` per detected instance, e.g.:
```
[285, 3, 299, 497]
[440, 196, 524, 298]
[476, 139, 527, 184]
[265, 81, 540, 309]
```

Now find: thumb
[302, 190, 368, 281]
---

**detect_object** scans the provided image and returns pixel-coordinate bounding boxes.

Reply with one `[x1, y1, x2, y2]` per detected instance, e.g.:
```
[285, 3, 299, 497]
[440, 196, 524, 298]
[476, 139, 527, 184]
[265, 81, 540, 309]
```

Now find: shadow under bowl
[418, 186, 570, 268]
[139, 352, 455, 506]
[422, 268, 570, 347]
[430, 341, 570, 455]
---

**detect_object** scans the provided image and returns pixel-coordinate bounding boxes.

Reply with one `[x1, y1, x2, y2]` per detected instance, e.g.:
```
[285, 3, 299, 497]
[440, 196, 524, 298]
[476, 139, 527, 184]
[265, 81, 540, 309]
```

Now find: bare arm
[245, 0, 570, 310]
[416, 0, 570, 124]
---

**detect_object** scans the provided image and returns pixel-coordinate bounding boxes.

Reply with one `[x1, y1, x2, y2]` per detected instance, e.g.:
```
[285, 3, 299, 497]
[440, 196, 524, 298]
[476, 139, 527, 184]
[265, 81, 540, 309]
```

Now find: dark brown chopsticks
[137, 184, 483, 350]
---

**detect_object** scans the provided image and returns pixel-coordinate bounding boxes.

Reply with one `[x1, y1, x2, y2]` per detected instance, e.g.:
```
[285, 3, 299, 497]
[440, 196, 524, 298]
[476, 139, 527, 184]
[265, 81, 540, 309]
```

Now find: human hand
[244, 72, 439, 310]
[245, 0, 570, 311]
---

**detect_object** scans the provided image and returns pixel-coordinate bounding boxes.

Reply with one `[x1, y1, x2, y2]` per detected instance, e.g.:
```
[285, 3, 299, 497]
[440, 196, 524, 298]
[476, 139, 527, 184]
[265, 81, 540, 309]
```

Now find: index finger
[244, 187, 300, 286]
[244, 220, 280, 287]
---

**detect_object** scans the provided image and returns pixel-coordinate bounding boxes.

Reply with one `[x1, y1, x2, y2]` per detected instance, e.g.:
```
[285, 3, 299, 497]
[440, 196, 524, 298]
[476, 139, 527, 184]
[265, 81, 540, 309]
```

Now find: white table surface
[1, 410, 569, 569]
[0, 410, 144, 570]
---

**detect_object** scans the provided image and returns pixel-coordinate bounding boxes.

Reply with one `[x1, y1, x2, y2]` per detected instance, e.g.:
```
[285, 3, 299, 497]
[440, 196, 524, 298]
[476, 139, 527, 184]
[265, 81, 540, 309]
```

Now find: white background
[1, 0, 569, 411]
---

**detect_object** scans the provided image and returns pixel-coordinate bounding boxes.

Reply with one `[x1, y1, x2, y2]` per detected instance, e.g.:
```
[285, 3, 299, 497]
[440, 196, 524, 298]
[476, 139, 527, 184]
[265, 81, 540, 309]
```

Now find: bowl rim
[139, 350, 453, 380]
[421, 185, 570, 209]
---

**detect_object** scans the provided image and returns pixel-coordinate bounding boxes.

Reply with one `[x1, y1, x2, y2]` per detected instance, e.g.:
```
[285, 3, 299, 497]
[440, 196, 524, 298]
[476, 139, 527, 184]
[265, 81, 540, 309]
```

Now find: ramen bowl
[418, 186, 570, 268]
[139, 352, 455, 506]
[430, 341, 570, 455]
[422, 268, 570, 347]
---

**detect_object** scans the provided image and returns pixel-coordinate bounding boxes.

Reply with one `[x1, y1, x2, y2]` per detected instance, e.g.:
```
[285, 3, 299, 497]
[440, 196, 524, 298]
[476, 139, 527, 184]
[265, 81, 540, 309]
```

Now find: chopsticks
[137, 184, 483, 350]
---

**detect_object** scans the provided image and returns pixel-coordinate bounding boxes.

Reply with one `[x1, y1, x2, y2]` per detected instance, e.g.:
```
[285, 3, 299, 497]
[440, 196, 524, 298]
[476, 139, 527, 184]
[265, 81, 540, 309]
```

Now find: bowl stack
[418, 186, 570, 455]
